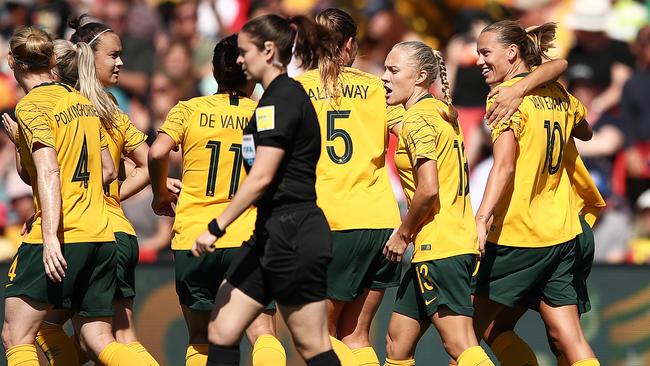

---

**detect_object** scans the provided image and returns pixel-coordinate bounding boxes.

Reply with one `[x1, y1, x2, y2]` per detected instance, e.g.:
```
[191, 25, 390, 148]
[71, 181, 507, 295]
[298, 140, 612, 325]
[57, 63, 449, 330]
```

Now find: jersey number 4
[543, 120, 564, 175]
[205, 140, 243, 198]
[326, 110, 353, 164]
[72, 135, 90, 188]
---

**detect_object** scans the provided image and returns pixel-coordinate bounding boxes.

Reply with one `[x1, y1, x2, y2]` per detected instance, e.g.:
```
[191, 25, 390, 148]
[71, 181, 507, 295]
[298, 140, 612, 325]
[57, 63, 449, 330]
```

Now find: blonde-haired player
[381, 40, 493, 366]
[2, 26, 148, 366]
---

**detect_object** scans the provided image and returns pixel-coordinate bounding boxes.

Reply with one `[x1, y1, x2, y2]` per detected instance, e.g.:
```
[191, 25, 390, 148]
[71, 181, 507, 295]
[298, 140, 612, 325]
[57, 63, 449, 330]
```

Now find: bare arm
[383, 159, 438, 262]
[193, 146, 284, 256]
[2, 113, 31, 185]
[101, 147, 117, 185]
[32, 144, 67, 282]
[575, 125, 624, 156]
[148, 133, 176, 216]
[120, 144, 150, 201]
[589, 63, 632, 121]
[476, 130, 517, 254]
[485, 59, 568, 126]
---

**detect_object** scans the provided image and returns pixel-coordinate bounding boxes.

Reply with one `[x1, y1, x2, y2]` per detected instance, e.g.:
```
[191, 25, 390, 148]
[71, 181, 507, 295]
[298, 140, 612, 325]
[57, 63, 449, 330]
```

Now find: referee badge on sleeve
[242, 134, 256, 166]
[255, 106, 275, 131]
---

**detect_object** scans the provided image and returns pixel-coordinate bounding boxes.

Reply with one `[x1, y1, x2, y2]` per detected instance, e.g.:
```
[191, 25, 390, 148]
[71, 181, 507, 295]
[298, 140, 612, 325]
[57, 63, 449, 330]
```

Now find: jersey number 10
[543, 120, 564, 175]
[205, 140, 243, 198]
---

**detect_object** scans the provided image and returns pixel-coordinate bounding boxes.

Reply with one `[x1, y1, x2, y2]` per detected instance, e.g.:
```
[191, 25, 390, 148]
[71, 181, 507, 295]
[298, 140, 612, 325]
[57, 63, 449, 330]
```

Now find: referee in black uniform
[193, 14, 341, 366]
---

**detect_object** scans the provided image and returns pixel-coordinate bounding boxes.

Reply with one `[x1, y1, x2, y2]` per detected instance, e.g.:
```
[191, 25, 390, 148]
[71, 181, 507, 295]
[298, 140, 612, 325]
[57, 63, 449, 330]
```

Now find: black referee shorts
[226, 202, 332, 306]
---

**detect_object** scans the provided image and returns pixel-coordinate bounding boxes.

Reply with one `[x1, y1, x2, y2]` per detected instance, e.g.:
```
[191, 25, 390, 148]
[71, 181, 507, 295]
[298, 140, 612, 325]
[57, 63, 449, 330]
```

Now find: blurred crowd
[0, 0, 649, 264]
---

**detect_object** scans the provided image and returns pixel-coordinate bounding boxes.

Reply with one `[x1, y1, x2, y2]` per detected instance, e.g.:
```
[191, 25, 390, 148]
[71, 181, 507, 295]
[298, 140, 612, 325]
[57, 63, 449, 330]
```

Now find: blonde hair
[482, 20, 556, 67]
[393, 41, 459, 123]
[9, 26, 54, 73]
[53, 40, 119, 130]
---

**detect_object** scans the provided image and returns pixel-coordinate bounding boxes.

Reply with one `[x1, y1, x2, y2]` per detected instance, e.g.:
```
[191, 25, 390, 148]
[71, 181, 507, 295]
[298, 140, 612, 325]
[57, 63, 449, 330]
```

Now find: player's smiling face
[381, 47, 417, 107]
[237, 31, 265, 82]
[93, 32, 123, 87]
[476, 31, 509, 85]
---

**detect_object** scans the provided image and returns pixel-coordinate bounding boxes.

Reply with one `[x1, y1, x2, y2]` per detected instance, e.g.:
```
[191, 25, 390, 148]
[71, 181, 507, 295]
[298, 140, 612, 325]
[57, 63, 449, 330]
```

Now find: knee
[292, 334, 329, 360]
[385, 331, 412, 360]
[207, 321, 241, 347]
[340, 332, 370, 350]
[1, 321, 33, 349]
[441, 336, 473, 360]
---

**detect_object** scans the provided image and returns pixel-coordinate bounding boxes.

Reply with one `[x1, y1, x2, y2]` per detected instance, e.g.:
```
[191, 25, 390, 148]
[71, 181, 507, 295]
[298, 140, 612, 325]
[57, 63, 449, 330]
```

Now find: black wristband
[208, 219, 226, 238]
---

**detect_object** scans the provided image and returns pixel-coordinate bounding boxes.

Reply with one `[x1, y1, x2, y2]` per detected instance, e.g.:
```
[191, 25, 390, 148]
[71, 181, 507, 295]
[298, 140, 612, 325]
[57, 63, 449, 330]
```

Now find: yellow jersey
[296, 67, 400, 230]
[159, 93, 257, 250]
[15, 82, 113, 244]
[394, 96, 479, 262]
[488, 75, 585, 247]
[564, 140, 606, 228]
[104, 113, 147, 235]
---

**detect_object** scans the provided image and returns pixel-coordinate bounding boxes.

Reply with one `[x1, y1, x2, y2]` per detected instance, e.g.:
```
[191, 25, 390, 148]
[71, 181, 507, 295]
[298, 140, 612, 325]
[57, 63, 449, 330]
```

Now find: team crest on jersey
[255, 106, 275, 131]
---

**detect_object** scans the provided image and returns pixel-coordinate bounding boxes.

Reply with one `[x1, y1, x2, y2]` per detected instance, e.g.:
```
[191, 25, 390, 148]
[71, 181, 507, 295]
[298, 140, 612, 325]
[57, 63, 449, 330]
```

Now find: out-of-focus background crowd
[0, 0, 648, 264]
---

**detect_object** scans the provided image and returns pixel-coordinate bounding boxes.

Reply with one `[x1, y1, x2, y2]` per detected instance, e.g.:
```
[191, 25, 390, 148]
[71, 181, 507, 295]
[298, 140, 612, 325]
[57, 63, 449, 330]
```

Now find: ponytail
[53, 40, 118, 130]
[432, 50, 458, 123]
[290, 16, 339, 99]
[481, 20, 557, 68]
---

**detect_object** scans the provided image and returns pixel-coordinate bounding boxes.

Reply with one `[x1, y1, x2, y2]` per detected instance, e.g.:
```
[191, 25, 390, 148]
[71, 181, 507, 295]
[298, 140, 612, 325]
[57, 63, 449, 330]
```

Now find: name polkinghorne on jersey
[305, 84, 370, 101]
[199, 113, 249, 131]
[54, 102, 99, 126]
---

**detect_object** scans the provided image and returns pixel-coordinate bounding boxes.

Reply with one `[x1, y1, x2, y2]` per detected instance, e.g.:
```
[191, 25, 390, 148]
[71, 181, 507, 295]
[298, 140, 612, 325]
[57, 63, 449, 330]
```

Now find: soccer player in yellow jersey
[149, 34, 285, 366]
[475, 61, 606, 366]
[473, 21, 600, 366]
[9, 18, 162, 366]
[294, 10, 402, 365]
[2, 26, 148, 366]
[380, 41, 493, 366]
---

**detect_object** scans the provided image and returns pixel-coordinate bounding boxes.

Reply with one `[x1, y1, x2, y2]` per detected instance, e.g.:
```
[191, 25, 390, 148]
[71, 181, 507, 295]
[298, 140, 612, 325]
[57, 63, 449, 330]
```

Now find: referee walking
[192, 14, 341, 366]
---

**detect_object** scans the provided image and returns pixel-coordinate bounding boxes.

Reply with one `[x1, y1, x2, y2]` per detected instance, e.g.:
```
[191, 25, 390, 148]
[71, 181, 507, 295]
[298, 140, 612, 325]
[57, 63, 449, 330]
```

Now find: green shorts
[174, 248, 275, 312]
[475, 239, 578, 308]
[522, 216, 594, 313]
[574, 215, 595, 314]
[327, 229, 401, 302]
[5, 242, 117, 318]
[393, 255, 477, 320]
[115, 232, 138, 300]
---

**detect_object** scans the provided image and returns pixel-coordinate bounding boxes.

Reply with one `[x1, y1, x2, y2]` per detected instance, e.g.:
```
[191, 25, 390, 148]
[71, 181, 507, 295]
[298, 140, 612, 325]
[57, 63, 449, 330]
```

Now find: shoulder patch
[256, 105, 275, 131]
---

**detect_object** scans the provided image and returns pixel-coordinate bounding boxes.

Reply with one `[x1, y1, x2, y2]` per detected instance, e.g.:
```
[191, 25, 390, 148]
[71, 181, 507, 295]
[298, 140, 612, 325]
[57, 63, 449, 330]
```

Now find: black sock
[307, 350, 341, 366]
[206, 343, 240, 366]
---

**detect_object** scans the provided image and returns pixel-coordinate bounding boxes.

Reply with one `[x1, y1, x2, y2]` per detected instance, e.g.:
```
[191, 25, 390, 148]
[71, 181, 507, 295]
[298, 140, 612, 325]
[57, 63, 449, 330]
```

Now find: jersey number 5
[72, 135, 90, 188]
[326, 110, 353, 164]
[543, 120, 564, 175]
[205, 140, 243, 198]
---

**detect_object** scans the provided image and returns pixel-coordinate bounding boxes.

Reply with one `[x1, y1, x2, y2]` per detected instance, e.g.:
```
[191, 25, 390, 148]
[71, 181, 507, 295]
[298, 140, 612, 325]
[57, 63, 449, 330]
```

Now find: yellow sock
[384, 358, 416, 366]
[491, 331, 538, 366]
[6, 344, 39, 366]
[98, 341, 149, 365]
[571, 359, 600, 366]
[252, 334, 286, 366]
[34, 323, 79, 365]
[557, 354, 570, 366]
[330, 336, 356, 366]
[186, 344, 208, 366]
[352, 347, 380, 366]
[457, 346, 495, 366]
[127, 342, 160, 366]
